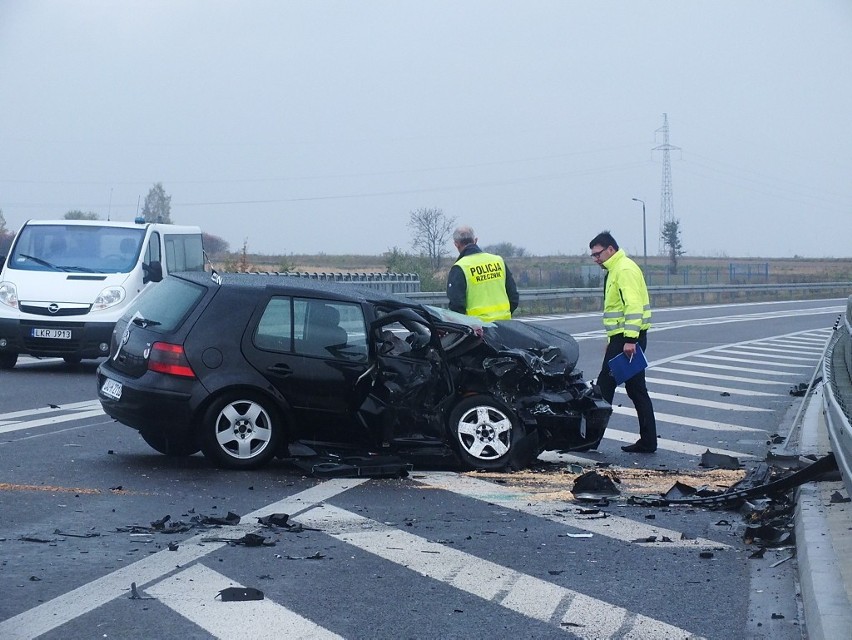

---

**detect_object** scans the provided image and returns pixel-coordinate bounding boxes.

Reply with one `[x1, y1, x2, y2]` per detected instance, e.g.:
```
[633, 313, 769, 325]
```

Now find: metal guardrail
[404, 281, 852, 307]
[823, 295, 852, 497]
[245, 271, 422, 294]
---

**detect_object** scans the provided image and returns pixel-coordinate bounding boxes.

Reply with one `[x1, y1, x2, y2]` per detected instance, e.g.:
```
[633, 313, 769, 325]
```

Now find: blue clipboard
[608, 344, 648, 385]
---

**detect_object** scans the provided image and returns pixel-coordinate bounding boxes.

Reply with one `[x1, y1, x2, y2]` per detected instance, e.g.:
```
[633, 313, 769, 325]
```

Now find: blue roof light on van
[134, 216, 145, 224]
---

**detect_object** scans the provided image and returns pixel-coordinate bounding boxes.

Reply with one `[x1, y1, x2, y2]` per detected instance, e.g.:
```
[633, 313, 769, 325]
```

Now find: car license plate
[32, 328, 72, 339]
[101, 378, 123, 400]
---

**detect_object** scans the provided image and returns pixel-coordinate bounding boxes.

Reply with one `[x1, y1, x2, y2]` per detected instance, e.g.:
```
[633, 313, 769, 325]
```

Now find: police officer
[589, 230, 658, 453]
[446, 225, 519, 321]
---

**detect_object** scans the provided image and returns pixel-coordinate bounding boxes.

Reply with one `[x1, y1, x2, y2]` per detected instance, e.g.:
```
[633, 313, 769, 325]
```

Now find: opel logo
[121, 327, 131, 345]
[48, 303, 60, 314]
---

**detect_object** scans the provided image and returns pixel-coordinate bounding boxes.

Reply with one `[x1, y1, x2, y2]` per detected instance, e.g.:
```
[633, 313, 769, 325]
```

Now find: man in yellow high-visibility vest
[446, 225, 519, 322]
[589, 230, 657, 453]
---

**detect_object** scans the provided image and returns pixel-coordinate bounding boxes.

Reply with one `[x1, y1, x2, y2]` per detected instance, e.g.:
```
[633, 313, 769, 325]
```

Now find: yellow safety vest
[601, 249, 652, 340]
[455, 252, 512, 321]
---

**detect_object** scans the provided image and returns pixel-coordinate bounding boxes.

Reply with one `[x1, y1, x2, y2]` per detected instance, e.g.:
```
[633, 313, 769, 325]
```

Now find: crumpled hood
[479, 320, 580, 374]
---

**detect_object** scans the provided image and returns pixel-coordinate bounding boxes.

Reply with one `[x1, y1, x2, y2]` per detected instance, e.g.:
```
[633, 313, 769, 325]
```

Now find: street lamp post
[632, 197, 647, 272]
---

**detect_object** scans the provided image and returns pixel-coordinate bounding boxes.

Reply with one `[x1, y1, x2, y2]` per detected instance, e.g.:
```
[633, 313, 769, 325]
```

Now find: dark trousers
[596, 331, 657, 446]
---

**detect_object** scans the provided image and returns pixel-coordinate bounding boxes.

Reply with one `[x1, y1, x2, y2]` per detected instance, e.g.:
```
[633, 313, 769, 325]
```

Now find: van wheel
[140, 430, 201, 456]
[0, 353, 17, 369]
[448, 394, 525, 471]
[200, 393, 282, 470]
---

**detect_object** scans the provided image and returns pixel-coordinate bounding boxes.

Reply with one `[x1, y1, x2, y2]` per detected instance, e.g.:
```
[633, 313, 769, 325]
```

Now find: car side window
[254, 297, 293, 352]
[146, 232, 161, 265]
[294, 298, 367, 362]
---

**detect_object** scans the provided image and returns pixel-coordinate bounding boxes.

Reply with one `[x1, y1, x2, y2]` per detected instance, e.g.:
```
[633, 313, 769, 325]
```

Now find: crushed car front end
[442, 316, 612, 457]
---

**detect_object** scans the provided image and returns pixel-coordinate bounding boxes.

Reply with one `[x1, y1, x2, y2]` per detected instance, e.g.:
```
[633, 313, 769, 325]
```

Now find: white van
[0, 218, 205, 369]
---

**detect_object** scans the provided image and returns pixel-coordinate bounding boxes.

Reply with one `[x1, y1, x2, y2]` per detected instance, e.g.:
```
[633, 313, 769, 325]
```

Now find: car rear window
[123, 276, 206, 332]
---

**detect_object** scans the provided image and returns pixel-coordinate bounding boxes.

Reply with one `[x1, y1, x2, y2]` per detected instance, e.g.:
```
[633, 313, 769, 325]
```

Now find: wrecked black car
[97, 272, 611, 471]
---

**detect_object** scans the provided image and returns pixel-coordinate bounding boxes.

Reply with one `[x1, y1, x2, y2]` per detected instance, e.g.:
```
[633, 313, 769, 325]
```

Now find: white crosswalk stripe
[146, 564, 344, 640]
[633, 389, 772, 412]
[414, 472, 729, 548]
[0, 479, 367, 640]
[690, 354, 813, 368]
[294, 504, 705, 640]
[645, 377, 779, 396]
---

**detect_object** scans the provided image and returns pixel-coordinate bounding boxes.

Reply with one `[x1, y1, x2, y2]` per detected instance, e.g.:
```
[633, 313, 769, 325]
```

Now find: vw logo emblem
[48, 303, 60, 314]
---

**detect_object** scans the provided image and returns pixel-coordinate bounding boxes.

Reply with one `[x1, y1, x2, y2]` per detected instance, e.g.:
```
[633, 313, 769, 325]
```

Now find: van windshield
[8, 225, 145, 274]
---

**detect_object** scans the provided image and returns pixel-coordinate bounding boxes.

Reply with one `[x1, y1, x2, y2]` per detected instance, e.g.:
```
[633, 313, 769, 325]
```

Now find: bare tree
[661, 219, 685, 274]
[0, 208, 13, 256]
[141, 182, 173, 223]
[483, 241, 526, 258]
[408, 207, 455, 272]
[202, 232, 230, 256]
[64, 210, 100, 220]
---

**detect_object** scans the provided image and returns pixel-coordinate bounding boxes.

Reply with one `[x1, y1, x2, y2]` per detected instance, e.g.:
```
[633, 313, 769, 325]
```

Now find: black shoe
[621, 441, 657, 453]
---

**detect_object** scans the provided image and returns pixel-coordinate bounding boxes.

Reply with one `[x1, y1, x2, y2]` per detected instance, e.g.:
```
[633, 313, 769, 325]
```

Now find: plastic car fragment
[217, 587, 264, 601]
[290, 453, 413, 478]
[572, 470, 620, 501]
[699, 450, 742, 470]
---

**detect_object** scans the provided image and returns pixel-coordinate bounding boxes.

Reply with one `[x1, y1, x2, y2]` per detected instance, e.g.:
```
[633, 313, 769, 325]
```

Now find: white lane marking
[763, 336, 827, 346]
[565, 309, 839, 340]
[673, 360, 802, 376]
[619, 389, 771, 412]
[414, 472, 729, 549]
[604, 427, 757, 458]
[730, 344, 823, 356]
[0, 409, 107, 435]
[648, 328, 829, 367]
[146, 564, 343, 640]
[611, 406, 765, 433]
[0, 479, 367, 640]
[650, 366, 790, 386]
[0, 400, 101, 421]
[691, 354, 813, 369]
[295, 504, 705, 640]
[644, 377, 778, 397]
[715, 349, 818, 362]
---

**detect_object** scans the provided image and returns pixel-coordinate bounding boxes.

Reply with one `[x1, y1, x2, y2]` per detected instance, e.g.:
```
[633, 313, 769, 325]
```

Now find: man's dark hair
[589, 231, 619, 251]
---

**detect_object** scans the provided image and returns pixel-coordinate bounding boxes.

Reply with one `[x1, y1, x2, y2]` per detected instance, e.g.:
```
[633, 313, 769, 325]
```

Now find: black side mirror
[143, 260, 163, 284]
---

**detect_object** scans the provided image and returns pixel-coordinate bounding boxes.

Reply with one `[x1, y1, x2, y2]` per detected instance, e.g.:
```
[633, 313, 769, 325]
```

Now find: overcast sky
[1, 1, 850, 259]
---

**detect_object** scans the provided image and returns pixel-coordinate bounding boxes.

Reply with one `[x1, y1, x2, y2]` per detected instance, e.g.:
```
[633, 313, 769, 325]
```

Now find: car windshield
[8, 224, 145, 274]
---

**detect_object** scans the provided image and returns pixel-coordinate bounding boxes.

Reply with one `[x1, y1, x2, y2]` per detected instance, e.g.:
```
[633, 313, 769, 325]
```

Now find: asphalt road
[0, 297, 845, 639]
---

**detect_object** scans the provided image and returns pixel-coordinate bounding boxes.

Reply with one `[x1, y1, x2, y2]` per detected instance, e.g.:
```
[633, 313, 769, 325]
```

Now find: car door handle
[267, 363, 292, 376]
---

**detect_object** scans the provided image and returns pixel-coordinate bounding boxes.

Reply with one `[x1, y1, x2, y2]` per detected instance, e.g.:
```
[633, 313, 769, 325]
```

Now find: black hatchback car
[97, 272, 611, 471]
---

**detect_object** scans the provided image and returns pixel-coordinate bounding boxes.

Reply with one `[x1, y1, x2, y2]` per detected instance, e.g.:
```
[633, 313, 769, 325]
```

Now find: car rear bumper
[97, 368, 196, 435]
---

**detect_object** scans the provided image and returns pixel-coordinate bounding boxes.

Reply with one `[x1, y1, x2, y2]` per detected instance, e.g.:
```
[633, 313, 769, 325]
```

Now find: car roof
[173, 271, 415, 306]
[22, 219, 200, 233]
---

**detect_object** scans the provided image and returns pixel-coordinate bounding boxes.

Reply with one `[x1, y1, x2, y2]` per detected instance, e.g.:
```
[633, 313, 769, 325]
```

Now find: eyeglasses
[590, 247, 608, 259]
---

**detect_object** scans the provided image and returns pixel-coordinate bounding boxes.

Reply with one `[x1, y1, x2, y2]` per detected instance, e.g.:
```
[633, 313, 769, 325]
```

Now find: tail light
[148, 342, 196, 378]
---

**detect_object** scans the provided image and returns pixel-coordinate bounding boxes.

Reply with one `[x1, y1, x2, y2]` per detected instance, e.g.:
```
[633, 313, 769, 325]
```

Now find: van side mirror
[143, 260, 163, 284]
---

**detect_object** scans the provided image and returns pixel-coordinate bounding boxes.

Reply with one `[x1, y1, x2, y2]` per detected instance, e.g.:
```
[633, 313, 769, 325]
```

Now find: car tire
[200, 392, 282, 470]
[448, 394, 526, 471]
[0, 352, 18, 369]
[140, 430, 201, 457]
[63, 356, 82, 365]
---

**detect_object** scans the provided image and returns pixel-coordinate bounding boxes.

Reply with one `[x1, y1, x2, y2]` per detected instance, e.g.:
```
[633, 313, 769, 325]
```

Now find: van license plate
[32, 328, 72, 339]
[101, 378, 123, 400]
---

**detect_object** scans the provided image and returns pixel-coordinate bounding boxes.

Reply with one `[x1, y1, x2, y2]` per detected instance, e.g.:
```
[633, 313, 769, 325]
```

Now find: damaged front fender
[482, 349, 612, 453]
